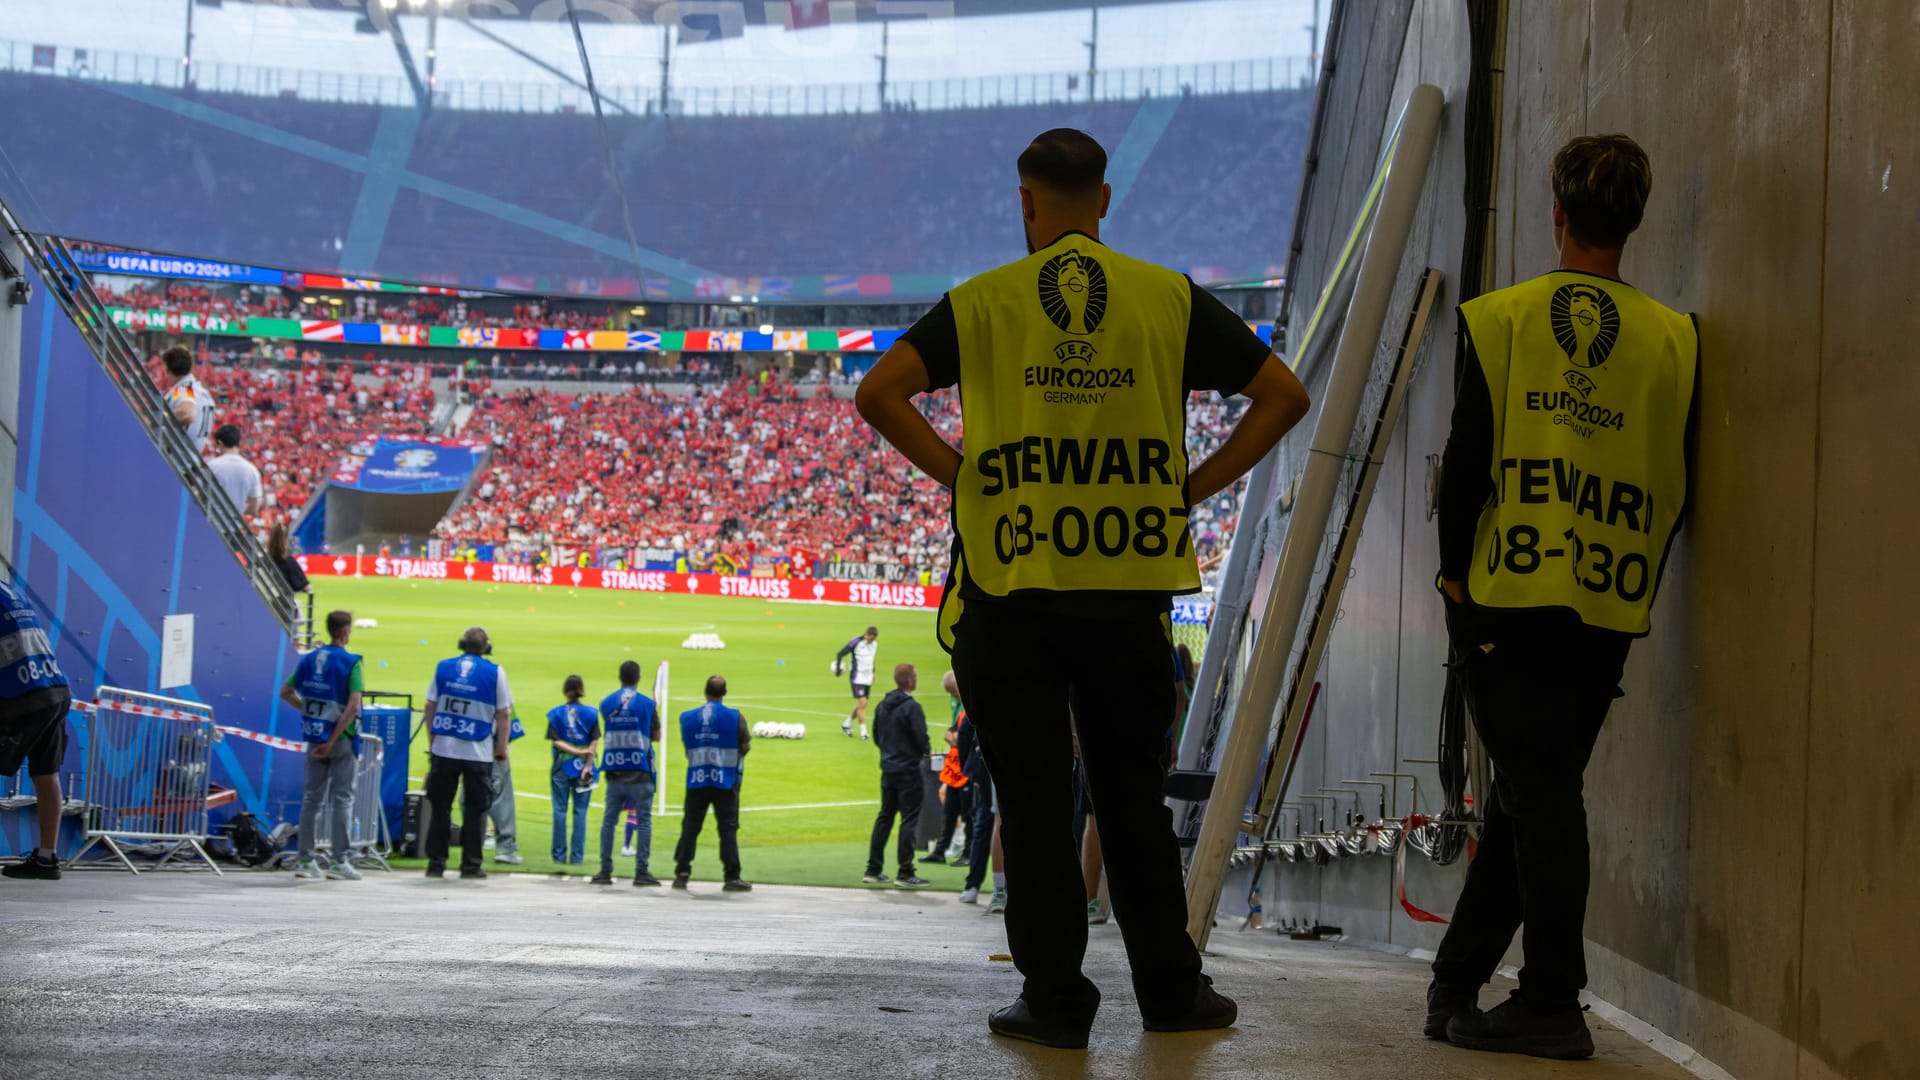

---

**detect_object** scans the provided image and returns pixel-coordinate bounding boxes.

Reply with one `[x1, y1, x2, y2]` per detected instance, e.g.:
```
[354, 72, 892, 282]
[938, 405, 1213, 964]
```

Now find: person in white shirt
[160, 345, 216, 451]
[834, 626, 880, 740]
[206, 425, 262, 516]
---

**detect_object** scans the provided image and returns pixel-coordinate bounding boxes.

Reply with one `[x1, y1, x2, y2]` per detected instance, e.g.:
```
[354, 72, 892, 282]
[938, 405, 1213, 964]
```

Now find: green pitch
[313, 575, 967, 889]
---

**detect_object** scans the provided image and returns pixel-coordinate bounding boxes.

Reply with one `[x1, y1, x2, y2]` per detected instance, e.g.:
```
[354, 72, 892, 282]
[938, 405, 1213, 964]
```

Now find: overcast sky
[4, 0, 1325, 97]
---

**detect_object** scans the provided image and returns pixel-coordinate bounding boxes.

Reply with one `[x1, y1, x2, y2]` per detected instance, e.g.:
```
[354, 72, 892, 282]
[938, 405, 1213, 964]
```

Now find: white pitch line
[405, 776, 874, 815]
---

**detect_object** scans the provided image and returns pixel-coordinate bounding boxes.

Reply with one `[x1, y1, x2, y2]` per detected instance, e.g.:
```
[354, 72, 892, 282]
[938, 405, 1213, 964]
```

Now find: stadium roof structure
[201, 0, 1174, 25]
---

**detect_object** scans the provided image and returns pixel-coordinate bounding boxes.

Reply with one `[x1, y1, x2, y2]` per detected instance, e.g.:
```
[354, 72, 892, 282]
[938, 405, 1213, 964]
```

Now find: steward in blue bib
[680, 700, 744, 790]
[0, 583, 66, 698]
[547, 700, 600, 785]
[430, 653, 505, 745]
[600, 685, 658, 776]
[291, 643, 363, 748]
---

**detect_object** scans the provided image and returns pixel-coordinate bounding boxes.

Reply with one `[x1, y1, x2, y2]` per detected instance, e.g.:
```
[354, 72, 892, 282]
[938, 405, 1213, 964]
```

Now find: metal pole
[1182, 85, 1444, 950]
[182, 0, 195, 90]
[659, 26, 672, 116]
[1084, 3, 1098, 102]
[876, 21, 889, 108]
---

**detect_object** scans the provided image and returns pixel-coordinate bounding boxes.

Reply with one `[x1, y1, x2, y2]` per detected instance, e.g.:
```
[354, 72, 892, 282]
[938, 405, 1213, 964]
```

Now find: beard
[1024, 217, 1036, 255]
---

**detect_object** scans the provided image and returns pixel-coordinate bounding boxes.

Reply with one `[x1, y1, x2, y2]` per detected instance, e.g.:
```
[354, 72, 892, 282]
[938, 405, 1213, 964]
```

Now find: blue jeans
[600, 778, 656, 875]
[550, 774, 590, 863]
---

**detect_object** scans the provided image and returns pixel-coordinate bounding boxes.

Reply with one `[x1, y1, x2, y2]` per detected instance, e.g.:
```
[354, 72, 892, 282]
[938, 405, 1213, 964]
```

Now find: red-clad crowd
[154, 353, 1246, 579]
[150, 356, 439, 530]
[444, 374, 962, 576]
[100, 282, 298, 321]
[101, 281, 632, 334]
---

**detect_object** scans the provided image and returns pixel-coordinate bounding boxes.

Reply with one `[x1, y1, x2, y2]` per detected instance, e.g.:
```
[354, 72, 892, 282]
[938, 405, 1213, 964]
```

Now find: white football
[794, 724, 807, 740]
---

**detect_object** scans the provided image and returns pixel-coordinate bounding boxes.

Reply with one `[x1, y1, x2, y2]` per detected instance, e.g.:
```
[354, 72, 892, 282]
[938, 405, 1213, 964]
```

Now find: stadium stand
[160, 350, 1247, 579]
[0, 72, 1304, 289]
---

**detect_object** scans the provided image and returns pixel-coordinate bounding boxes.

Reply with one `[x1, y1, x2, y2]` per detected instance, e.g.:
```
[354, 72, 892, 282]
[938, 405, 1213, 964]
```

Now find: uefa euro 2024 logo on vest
[1549, 283, 1620, 369]
[1039, 248, 1108, 362]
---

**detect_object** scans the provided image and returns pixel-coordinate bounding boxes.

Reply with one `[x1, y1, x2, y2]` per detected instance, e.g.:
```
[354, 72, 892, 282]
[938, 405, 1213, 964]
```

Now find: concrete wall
[1248, 2, 1919, 1077]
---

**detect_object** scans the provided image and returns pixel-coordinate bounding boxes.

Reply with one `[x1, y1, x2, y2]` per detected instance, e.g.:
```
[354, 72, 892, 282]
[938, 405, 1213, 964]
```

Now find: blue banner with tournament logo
[329, 437, 488, 495]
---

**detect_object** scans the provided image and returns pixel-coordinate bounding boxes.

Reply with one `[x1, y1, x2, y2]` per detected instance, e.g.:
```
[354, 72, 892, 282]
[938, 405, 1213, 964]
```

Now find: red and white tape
[94, 698, 211, 722]
[216, 726, 308, 753]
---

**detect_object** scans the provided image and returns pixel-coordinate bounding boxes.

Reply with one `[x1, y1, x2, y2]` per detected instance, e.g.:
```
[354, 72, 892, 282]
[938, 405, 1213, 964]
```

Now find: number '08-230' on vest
[1461, 271, 1698, 636]
[948, 233, 1202, 598]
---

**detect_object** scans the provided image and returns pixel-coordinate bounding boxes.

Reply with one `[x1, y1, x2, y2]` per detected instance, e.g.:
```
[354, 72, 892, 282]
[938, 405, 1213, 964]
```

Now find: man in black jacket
[864, 663, 931, 889]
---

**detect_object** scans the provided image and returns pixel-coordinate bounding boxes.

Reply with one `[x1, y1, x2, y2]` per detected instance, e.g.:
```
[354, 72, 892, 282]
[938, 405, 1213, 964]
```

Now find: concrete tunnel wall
[1239, 2, 1918, 1078]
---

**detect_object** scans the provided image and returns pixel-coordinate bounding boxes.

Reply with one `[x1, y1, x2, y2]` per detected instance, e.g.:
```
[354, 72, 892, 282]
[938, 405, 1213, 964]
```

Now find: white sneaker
[842, 718, 853, 737]
[1087, 899, 1109, 925]
[987, 889, 1008, 915]
[292, 859, 323, 880]
[958, 886, 980, 904]
[483, 835, 496, 850]
[326, 860, 363, 881]
[620, 845, 635, 858]
[861, 730, 870, 741]
[494, 852, 525, 865]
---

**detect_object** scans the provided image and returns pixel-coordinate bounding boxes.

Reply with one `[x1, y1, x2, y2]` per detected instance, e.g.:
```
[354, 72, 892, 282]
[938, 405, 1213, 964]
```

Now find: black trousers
[1432, 611, 1630, 1010]
[425, 755, 495, 873]
[932, 783, 972, 858]
[674, 785, 742, 880]
[866, 769, 924, 876]
[951, 600, 1200, 1024]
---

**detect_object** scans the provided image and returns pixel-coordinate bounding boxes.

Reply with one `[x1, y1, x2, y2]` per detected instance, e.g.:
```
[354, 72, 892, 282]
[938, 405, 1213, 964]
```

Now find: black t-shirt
[899, 271, 1272, 616]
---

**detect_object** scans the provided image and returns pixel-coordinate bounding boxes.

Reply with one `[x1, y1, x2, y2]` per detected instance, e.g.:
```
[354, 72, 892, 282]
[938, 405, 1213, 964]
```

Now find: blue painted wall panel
[1, 261, 304, 856]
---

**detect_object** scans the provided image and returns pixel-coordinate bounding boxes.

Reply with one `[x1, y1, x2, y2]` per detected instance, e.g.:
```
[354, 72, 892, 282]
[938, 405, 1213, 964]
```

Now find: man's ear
[1020, 185, 1036, 222]
[1551, 197, 1566, 229]
[1099, 182, 1112, 220]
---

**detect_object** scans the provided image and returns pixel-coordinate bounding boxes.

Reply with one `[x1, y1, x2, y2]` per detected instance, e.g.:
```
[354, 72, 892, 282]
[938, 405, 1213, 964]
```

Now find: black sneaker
[895, 874, 931, 888]
[1425, 982, 1477, 1040]
[723, 878, 753, 892]
[590, 870, 614, 885]
[2, 854, 61, 881]
[633, 871, 662, 887]
[425, 865, 446, 879]
[922, 853, 947, 865]
[671, 872, 690, 889]
[1445, 994, 1594, 1060]
[460, 867, 489, 880]
[988, 998, 1092, 1050]
[1142, 974, 1237, 1033]
[862, 872, 890, 884]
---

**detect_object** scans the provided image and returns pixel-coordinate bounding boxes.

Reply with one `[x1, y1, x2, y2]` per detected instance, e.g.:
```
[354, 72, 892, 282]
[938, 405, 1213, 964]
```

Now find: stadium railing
[1, 36, 1311, 117]
[67, 688, 223, 875]
[340, 733, 391, 871]
[0, 219, 300, 636]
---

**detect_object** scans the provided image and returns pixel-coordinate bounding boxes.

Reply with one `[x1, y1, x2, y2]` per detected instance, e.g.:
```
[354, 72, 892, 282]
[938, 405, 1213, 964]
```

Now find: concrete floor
[0, 869, 1695, 1079]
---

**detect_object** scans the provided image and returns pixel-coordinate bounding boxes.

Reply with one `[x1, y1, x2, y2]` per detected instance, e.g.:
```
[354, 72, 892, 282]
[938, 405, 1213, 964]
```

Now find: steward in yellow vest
[1431, 134, 1700, 1059]
[1456, 272, 1697, 634]
[854, 127, 1308, 1049]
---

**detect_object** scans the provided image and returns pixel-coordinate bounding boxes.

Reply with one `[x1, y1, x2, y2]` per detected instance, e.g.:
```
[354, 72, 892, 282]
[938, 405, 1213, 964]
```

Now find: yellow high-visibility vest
[1461, 271, 1697, 634]
[948, 232, 1201, 600]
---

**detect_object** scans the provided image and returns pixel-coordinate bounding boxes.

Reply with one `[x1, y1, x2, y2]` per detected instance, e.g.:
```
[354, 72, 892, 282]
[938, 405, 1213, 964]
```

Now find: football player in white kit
[833, 626, 879, 740]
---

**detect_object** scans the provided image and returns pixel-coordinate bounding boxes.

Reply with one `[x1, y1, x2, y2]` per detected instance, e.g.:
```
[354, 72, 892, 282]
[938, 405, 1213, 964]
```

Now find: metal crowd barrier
[343, 733, 390, 870]
[68, 688, 222, 875]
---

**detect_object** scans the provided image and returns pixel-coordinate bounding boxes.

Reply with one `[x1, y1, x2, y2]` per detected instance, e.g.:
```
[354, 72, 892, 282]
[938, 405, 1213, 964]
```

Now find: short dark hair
[213, 424, 242, 449]
[326, 610, 352, 640]
[1017, 128, 1107, 196]
[564, 674, 585, 701]
[619, 660, 641, 686]
[1551, 134, 1652, 250]
[865, 626, 878, 637]
[161, 345, 194, 378]
[705, 675, 727, 700]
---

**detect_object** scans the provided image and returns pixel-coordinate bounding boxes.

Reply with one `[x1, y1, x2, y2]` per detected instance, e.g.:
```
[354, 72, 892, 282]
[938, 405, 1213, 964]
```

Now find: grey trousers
[297, 740, 356, 859]
[488, 753, 518, 856]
